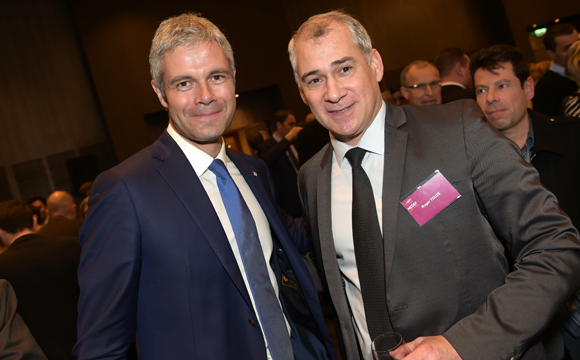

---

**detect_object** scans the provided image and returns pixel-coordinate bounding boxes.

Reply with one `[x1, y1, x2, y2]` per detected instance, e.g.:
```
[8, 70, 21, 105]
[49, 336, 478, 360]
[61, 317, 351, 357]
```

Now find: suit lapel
[153, 132, 252, 308]
[382, 103, 408, 287]
[315, 145, 363, 359]
[315, 147, 343, 300]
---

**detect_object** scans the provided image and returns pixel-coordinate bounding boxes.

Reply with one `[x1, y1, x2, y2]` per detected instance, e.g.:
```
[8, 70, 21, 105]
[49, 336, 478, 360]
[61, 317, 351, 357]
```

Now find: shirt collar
[330, 101, 386, 167]
[167, 123, 227, 177]
[549, 61, 567, 77]
[441, 81, 466, 89]
[520, 114, 535, 162]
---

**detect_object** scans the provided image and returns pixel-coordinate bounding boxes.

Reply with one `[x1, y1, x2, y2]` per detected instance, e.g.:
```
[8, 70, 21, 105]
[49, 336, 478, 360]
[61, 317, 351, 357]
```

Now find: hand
[284, 126, 303, 142]
[401, 335, 462, 360]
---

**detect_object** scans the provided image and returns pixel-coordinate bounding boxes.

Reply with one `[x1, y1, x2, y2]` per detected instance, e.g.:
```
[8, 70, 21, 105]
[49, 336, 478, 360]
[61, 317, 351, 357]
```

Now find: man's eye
[176, 81, 191, 89]
[476, 88, 487, 94]
[212, 75, 225, 82]
[498, 84, 507, 89]
[340, 66, 351, 73]
[308, 78, 320, 85]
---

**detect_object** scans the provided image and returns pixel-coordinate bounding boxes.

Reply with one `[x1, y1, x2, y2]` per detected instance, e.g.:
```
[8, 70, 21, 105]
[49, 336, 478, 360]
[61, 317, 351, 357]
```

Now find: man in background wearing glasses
[400, 60, 442, 106]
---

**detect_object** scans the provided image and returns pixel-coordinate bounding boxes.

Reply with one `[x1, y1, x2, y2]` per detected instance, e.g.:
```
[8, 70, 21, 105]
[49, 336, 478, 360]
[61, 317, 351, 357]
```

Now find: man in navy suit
[73, 13, 337, 360]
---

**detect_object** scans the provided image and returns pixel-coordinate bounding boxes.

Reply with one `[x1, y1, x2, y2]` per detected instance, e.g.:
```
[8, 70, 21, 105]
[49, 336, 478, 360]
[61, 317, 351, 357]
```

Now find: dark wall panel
[12, 159, 52, 201]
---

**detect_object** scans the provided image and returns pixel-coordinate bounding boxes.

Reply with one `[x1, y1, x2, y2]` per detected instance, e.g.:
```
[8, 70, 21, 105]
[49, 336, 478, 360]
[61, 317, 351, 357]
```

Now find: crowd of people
[1, 9, 580, 360]
[0, 184, 91, 359]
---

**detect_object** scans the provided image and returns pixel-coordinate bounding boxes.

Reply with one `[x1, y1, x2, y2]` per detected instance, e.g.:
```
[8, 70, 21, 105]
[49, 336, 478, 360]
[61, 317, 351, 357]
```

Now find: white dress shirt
[441, 81, 466, 89]
[167, 125, 290, 359]
[330, 102, 386, 360]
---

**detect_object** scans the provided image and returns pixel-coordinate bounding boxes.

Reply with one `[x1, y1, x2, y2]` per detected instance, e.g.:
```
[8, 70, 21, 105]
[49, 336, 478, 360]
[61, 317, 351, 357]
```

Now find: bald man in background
[37, 191, 83, 238]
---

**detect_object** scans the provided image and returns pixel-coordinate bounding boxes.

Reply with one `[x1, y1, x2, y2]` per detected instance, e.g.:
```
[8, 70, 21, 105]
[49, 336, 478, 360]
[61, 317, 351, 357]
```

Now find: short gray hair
[400, 60, 438, 87]
[149, 13, 235, 98]
[287, 10, 373, 85]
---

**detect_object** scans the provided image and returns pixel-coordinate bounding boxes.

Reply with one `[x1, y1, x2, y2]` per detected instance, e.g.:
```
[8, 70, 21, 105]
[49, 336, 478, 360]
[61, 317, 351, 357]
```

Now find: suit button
[248, 318, 257, 327]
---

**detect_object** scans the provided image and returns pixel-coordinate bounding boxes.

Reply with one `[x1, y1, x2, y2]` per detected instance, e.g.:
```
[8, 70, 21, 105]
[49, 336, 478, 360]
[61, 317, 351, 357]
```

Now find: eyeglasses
[402, 81, 442, 91]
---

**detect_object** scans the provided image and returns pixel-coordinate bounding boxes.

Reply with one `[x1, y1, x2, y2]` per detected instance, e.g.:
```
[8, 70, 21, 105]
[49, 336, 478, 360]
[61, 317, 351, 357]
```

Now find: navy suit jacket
[74, 130, 337, 360]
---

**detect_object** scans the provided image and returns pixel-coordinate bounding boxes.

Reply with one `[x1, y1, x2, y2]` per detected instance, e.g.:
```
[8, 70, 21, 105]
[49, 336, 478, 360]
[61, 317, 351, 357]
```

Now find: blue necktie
[209, 159, 294, 360]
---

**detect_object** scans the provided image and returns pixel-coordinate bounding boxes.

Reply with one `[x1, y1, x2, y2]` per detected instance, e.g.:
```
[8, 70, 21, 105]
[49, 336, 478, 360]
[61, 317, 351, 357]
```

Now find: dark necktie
[345, 148, 395, 346]
[208, 159, 294, 360]
[287, 146, 300, 173]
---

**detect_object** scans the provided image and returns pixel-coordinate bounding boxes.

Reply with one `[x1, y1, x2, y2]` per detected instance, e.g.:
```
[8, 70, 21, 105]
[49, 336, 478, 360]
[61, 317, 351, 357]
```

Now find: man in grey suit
[288, 10, 580, 360]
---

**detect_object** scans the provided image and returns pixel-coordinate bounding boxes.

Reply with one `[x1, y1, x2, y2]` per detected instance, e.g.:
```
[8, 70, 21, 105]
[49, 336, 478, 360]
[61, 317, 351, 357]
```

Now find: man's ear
[151, 80, 169, 108]
[546, 50, 556, 61]
[369, 49, 384, 82]
[299, 87, 309, 106]
[455, 61, 465, 76]
[524, 76, 535, 101]
[0, 229, 7, 247]
[400, 86, 410, 99]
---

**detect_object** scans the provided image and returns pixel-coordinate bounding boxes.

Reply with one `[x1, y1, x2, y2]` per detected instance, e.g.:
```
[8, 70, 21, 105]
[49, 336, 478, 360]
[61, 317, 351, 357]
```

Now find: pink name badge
[400, 170, 461, 226]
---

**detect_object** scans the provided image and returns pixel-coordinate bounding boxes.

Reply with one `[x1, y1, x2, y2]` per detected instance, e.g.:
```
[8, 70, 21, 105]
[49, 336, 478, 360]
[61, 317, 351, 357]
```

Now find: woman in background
[560, 39, 580, 117]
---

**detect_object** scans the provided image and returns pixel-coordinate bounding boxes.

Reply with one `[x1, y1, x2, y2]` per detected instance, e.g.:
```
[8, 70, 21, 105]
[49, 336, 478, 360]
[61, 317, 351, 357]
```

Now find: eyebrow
[169, 67, 231, 86]
[169, 75, 193, 86]
[331, 57, 354, 67]
[300, 56, 355, 83]
[475, 78, 513, 88]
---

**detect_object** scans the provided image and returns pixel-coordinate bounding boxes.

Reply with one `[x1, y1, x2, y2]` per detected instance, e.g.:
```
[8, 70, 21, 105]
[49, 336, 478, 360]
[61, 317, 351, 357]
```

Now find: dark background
[1, 0, 579, 201]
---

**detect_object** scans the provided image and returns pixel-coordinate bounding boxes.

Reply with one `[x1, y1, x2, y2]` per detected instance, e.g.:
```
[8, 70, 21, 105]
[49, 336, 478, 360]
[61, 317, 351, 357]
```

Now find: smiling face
[294, 22, 384, 146]
[474, 62, 534, 136]
[151, 42, 236, 156]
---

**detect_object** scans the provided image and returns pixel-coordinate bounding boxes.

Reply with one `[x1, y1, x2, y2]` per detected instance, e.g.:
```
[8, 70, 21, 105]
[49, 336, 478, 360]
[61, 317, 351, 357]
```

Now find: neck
[170, 121, 224, 158]
[51, 212, 74, 221]
[191, 139, 223, 158]
[6, 229, 34, 247]
[502, 114, 530, 149]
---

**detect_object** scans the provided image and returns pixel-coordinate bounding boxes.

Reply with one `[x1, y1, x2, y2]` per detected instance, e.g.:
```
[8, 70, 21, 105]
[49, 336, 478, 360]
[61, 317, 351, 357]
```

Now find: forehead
[295, 23, 362, 68]
[407, 64, 439, 81]
[554, 31, 579, 48]
[474, 62, 517, 83]
[31, 200, 44, 207]
[163, 42, 228, 72]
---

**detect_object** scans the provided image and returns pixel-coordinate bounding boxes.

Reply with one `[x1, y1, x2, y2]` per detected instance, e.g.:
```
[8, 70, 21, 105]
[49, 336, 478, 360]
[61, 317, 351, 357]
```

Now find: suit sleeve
[443, 101, 580, 359]
[0, 280, 47, 360]
[259, 138, 292, 166]
[73, 170, 142, 360]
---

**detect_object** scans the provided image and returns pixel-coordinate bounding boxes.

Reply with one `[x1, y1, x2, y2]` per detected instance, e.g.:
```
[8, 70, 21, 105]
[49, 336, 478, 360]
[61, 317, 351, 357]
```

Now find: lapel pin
[253, 171, 258, 177]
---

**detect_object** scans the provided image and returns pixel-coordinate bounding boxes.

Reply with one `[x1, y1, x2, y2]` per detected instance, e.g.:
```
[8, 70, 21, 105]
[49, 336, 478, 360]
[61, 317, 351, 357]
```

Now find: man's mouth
[328, 104, 353, 114]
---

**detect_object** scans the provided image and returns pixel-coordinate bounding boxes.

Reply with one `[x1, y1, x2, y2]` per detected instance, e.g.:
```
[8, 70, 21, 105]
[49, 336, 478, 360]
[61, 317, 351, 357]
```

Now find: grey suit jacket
[0, 279, 47, 360]
[298, 100, 580, 360]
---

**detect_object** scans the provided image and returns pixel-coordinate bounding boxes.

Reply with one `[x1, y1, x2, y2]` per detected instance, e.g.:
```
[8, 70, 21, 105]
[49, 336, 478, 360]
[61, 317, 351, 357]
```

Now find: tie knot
[345, 147, 367, 168]
[208, 159, 229, 179]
